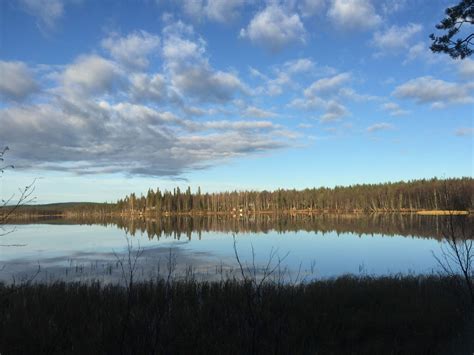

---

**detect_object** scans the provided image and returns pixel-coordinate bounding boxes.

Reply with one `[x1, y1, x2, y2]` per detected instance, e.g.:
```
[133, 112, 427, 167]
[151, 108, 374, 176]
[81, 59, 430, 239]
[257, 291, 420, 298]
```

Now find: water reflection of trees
[27, 213, 473, 241]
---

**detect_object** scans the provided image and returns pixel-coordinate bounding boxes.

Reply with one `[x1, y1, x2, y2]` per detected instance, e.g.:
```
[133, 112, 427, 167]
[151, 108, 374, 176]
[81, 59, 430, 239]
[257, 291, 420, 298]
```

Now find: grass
[0, 275, 472, 354]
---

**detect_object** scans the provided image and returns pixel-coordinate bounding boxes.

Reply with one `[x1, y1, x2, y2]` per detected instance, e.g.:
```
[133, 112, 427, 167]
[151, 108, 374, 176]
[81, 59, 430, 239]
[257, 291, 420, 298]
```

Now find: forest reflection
[21, 213, 473, 241]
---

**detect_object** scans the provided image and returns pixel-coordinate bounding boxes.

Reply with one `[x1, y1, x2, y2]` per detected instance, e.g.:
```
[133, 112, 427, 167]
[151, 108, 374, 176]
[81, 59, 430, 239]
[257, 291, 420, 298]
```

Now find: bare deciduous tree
[0, 147, 36, 237]
[432, 183, 474, 304]
[433, 215, 474, 304]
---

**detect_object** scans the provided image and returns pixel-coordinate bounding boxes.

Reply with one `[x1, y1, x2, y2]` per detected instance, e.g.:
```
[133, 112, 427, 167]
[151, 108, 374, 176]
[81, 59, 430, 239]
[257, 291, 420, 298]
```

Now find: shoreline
[4, 209, 472, 220]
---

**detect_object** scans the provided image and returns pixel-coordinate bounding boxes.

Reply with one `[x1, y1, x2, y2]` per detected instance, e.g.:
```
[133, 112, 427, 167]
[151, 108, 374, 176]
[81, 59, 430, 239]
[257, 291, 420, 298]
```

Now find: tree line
[116, 178, 473, 215]
[6, 177, 473, 217]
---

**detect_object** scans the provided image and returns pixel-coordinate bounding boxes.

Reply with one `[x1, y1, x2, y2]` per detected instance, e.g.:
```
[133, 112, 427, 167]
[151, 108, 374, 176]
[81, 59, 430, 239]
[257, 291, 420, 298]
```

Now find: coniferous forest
[7, 177, 473, 218]
[115, 177, 474, 214]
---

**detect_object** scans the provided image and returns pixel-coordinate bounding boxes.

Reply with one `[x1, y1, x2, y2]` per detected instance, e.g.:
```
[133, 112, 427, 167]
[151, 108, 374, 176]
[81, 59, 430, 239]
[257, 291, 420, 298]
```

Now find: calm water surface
[0, 214, 470, 283]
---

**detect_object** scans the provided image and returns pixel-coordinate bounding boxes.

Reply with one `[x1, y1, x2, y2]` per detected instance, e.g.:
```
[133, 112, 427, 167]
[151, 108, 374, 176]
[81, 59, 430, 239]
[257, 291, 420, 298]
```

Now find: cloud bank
[0, 25, 293, 177]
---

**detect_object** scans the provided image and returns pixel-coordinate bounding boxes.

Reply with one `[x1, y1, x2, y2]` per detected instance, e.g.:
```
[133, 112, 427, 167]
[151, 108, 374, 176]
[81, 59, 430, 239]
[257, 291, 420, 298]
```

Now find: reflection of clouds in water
[0, 244, 225, 284]
[0, 218, 456, 284]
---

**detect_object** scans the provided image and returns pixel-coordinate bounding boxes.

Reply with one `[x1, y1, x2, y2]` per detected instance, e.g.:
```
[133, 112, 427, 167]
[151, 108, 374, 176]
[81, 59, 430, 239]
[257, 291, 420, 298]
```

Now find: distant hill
[1, 202, 115, 217]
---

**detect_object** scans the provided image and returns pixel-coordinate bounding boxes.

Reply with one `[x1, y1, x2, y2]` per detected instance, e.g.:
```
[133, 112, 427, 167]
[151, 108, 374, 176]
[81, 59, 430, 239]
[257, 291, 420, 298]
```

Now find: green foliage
[430, 0, 474, 59]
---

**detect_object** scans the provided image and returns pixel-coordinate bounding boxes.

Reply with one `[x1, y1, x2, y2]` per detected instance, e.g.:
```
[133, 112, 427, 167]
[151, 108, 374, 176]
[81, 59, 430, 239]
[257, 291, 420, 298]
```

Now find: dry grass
[416, 210, 469, 216]
[0, 275, 472, 354]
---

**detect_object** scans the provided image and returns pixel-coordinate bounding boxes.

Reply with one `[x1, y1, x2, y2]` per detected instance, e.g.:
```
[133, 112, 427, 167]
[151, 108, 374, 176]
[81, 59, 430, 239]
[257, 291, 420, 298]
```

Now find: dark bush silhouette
[0, 276, 472, 354]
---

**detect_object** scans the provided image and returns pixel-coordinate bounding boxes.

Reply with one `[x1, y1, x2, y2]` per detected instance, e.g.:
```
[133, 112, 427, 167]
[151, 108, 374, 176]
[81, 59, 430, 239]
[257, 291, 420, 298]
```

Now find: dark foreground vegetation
[1, 275, 473, 355]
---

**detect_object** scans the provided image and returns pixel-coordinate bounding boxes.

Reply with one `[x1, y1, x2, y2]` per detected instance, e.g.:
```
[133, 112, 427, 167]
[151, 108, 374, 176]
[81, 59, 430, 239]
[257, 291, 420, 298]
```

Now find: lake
[0, 214, 472, 283]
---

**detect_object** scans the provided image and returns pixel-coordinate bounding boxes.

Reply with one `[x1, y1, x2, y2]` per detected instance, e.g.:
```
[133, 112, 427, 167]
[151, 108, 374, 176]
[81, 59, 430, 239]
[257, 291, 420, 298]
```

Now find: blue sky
[0, 0, 472, 203]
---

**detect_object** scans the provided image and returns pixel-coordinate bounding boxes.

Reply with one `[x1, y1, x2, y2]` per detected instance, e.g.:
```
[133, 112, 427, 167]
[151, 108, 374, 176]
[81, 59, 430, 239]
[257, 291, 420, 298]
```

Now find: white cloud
[298, 0, 326, 17]
[382, 77, 396, 85]
[339, 88, 379, 102]
[173, 69, 246, 102]
[372, 23, 422, 52]
[206, 0, 246, 21]
[367, 122, 394, 132]
[304, 72, 351, 96]
[289, 96, 326, 110]
[393, 76, 474, 108]
[290, 71, 377, 122]
[19, 0, 64, 29]
[249, 67, 268, 80]
[182, 106, 217, 116]
[328, 0, 381, 30]
[60, 55, 122, 97]
[457, 58, 474, 79]
[403, 42, 441, 64]
[320, 100, 349, 122]
[283, 58, 315, 74]
[381, 0, 407, 14]
[130, 73, 167, 102]
[192, 119, 278, 131]
[242, 106, 278, 118]
[266, 71, 292, 96]
[0, 21, 303, 177]
[162, 35, 205, 66]
[0, 61, 38, 101]
[455, 127, 474, 137]
[404, 42, 427, 63]
[181, 0, 246, 22]
[282, 58, 336, 78]
[0, 97, 290, 176]
[240, 5, 306, 52]
[250, 58, 320, 97]
[162, 21, 246, 103]
[249, 58, 337, 98]
[102, 31, 160, 70]
[381, 102, 410, 116]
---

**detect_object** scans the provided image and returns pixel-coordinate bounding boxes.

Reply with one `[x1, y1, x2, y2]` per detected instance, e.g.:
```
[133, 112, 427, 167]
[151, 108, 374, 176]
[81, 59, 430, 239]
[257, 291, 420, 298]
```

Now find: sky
[0, 0, 472, 203]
